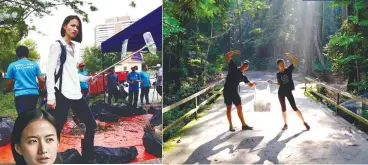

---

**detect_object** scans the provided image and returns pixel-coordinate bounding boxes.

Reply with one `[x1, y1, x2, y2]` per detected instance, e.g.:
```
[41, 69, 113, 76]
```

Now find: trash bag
[0, 116, 14, 147]
[91, 146, 138, 164]
[119, 88, 129, 101]
[253, 83, 271, 112]
[90, 101, 119, 122]
[60, 146, 138, 164]
[91, 100, 109, 113]
[96, 109, 119, 122]
[149, 108, 162, 127]
[59, 148, 82, 164]
[109, 103, 147, 117]
[143, 127, 162, 158]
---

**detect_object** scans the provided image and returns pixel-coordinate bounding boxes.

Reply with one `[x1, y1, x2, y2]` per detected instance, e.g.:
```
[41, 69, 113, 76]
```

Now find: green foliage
[82, 46, 120, 73]
[82, 46, 103, 73]
[338, 55, 361, 63]
[0, 0, 97, 71]
[329, 0, 352, 7]
[0, 0, 97, 24]
[0, 92, 17, 119]
[360, 20, 368, 26]
[142, 51, 162, 68]
[0, 39, 40, 72]
[329, 32, 363, 46]
[163, 13, 185, 38]
[349, 16, 359, 24]
[82, 46, 160, 73]
[324, 0, 368, 93]
[348, 74, 368, 95]
[312, 60, 332, 72]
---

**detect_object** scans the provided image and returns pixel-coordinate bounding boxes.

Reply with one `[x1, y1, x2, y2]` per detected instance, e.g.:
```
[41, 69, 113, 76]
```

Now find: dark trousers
[140, 86, 150, 104]
[278, 90, 298, 112]
[108, 87, 119, 105]
[53, 91, 97, 157]
[128, 90, 139, 107]
[156, 86, 162, 96]
[15, 95, 39, 114]
[81, 88, 89, 104]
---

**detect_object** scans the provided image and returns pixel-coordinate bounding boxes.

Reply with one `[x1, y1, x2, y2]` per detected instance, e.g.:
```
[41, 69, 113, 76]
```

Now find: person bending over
[223, 50, 256, 132]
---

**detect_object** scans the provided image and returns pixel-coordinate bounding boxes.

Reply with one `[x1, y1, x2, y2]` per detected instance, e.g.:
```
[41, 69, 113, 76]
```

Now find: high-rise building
[94, 16, 137, 46]
[79, 45, 87, 62]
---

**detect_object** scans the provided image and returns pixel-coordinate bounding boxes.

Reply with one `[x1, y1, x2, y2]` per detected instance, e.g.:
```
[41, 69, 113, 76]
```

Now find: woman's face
[63, 19, 79, 38]
[15, 119, 59, 165]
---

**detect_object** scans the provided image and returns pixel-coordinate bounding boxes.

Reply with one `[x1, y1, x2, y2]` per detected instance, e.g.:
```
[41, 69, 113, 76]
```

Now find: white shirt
[46, 38, 89, 101]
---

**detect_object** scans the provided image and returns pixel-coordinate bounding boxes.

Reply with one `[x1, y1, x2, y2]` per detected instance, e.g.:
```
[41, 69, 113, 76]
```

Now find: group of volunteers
[104, 64, 162, 107]
[3, 15, 162, 165]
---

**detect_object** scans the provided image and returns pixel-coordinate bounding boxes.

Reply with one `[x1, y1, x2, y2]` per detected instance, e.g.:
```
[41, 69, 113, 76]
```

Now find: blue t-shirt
[140, 71, 150, 87]
[5, 59, 42, 97]
[127, 72, 140, 91]
[107, 73, 118, 89]
[78, 70, 89, 89]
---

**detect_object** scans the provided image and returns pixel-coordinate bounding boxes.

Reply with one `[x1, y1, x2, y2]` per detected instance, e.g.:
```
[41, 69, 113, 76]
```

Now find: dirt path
[163, 71, 368, 164]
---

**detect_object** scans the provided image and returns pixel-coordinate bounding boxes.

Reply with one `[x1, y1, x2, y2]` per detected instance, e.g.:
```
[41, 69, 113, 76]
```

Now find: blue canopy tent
[101, 5, 162, 53]
[98, 6, 162, 102]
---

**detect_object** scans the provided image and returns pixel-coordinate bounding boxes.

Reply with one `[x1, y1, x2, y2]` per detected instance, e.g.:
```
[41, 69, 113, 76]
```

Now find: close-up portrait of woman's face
[14, 119, 59, 165]
[63, 19, 80, 39]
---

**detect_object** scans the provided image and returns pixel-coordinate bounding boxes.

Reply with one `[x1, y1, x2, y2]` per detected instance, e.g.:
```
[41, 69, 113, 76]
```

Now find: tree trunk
[174, 34, 182, 92]
[313, 24, 324, 66]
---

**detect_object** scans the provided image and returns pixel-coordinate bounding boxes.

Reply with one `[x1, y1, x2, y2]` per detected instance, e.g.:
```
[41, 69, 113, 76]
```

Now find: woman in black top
[224, 50, 256, 132]
[269, 53, 310, 131]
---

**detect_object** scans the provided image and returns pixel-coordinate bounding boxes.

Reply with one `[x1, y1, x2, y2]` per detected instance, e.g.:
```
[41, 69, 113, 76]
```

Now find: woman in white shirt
[46, 15, 97, 161]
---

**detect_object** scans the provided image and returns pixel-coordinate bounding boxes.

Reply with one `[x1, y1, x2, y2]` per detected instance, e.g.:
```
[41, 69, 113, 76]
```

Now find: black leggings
[53, 91, 97, 156]
[278, 90, 298, 112]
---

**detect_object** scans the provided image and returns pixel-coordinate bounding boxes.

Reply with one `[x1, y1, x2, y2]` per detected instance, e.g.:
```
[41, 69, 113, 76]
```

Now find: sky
[24, 0, 162, 72]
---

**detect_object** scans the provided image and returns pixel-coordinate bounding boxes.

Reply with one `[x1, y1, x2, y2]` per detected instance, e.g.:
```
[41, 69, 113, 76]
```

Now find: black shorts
[278, 90, 298, 112]
[223, 88, 241, 106]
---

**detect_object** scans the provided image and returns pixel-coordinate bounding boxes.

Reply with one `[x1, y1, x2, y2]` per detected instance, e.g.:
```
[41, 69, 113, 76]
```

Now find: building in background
[94, 16, 137, 46]
[79, 45, 87, 62]
[115, 57, 143, 72]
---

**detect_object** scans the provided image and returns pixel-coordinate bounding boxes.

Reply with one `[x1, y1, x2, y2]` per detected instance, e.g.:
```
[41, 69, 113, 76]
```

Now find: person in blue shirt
[140, 64, 151, 105]
[127, 66, 141, 107]
[107, 67, 119, 105]
[78, 62, 89, 103]
[5, 45, 45, 114]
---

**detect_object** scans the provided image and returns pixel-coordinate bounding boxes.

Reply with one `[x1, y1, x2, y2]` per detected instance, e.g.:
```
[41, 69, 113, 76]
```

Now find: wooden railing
[305, 77, 368, 125]
[163, 79, 225, 133]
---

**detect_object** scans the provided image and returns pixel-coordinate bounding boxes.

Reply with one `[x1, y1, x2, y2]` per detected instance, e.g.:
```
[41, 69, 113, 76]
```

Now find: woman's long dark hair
[60, 15, 83, 43]
[11, 109, 59, 165]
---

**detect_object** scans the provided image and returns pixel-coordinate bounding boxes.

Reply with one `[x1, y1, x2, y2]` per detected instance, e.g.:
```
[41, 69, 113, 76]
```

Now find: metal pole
[101, 50, 106, 103]
[92, 45, 147, 80]
[195, 97, 198, 119]
[336, 93, 340, 116]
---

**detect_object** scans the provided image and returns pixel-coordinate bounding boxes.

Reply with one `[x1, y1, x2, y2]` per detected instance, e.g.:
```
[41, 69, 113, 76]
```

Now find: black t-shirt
[277, 64, 295, 92]
[224, 59, 250, 91]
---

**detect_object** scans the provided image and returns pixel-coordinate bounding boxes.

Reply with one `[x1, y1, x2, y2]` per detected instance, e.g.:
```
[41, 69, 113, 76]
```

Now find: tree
[142, 51, 162, 68]
[0, 0, 98, 73]
[0, 39, 40, 73]
[163, 0, 270, 103]
[82, 46, 161, 73]
[325, 0, 368, 93]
